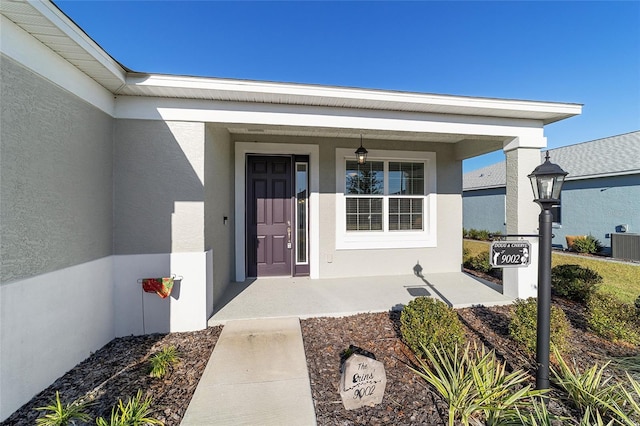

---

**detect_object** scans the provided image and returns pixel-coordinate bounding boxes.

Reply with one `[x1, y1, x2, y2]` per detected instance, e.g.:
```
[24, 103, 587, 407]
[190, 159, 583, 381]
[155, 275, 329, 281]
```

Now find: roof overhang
[1, 0, 582, 129]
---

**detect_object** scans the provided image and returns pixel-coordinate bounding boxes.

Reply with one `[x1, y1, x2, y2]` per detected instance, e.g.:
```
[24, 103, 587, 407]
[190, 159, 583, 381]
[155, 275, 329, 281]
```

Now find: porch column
[502, 137, 545, 299]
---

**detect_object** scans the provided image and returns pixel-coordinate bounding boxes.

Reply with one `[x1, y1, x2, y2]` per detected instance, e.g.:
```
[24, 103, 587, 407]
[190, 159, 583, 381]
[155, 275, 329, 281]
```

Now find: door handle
[287, 221, 292, 249]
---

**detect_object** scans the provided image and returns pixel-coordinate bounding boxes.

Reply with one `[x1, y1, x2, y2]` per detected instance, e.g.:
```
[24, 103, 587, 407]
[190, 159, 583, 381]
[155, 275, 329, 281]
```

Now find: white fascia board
[30, 0, 126, 84]
[115, 96, 546, 139]
[129, 74, 582, 120]
[1, 15, 115, 116]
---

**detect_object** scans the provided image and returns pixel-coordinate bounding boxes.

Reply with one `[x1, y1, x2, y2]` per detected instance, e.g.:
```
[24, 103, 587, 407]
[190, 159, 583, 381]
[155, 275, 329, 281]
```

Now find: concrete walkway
[181, 317, 316, 426]
[182, 272, 513, 425]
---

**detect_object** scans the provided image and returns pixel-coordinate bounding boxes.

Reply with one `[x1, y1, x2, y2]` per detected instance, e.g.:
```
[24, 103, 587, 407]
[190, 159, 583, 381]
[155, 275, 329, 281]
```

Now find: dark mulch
[4, 296, 639, 425]
[2, 327, 222, 426]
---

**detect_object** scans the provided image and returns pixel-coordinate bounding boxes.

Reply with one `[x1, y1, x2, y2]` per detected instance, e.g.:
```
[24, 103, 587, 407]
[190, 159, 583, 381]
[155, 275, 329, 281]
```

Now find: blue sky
[55, 1, 640, 173]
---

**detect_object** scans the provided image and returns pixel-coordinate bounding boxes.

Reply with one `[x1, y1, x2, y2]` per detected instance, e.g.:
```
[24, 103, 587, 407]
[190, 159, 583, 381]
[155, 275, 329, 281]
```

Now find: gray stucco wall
[205, 125, 235, 311]
[317, 138, 463, 277]
[553, 174, 640, 251]
[463, 187, 507, 233]
[113, 120, 205, 254]
[0, 56, 113, 283]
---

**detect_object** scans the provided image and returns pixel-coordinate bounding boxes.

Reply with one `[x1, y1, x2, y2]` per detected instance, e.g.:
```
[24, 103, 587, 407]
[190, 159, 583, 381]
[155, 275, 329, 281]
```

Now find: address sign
[490, 241, 531, 268]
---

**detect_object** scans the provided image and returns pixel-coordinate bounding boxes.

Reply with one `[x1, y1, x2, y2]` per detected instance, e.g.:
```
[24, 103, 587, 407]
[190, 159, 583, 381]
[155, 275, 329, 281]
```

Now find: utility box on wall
[611, 233, 640, 261]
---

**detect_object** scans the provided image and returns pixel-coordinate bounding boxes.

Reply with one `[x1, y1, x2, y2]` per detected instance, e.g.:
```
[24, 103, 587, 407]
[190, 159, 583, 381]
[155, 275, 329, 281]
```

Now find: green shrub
[587, 292, 640, 345]
[465, 228, 493, 241]
[463, 252, 492, 273]
[571, 235, 603, 254]
[400, 297, 464, 359]
[635, 295, 640, 318]
[463, 251, 502, 279]
[551, 264, 603, 302]
[508, 298, 570, 354]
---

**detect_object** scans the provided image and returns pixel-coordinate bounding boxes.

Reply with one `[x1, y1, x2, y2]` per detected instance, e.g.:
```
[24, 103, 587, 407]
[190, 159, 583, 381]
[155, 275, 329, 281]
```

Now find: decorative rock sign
[339, 353, 387, 410]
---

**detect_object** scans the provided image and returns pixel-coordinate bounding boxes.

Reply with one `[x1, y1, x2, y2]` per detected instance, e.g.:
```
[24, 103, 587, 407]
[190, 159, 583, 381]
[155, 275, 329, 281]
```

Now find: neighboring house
[0, 1, 582, 420]
[463, 131, 640, 254]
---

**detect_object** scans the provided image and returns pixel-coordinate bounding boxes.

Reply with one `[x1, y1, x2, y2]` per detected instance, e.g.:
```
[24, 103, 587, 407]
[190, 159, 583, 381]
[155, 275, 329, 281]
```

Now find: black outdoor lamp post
[528, 151, 568, 391]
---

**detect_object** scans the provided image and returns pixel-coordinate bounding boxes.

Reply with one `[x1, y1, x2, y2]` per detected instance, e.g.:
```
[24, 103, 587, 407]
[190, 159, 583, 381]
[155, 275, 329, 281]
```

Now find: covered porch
[208, 271, 512, 325]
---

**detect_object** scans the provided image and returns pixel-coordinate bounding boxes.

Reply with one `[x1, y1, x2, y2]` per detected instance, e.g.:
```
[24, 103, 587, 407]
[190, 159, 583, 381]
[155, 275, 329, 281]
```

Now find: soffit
[120, 74, 582, 125]
[0, 0, 127, 91]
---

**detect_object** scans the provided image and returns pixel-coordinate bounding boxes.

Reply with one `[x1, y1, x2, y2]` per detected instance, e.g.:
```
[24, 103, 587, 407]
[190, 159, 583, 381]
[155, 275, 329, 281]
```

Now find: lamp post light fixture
[528, 151, 568, 392]
[355, 135, 368, 165]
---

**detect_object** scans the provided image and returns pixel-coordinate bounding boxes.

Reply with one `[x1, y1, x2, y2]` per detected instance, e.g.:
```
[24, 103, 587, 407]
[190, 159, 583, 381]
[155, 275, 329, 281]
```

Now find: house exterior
[463, 131, 640, 254]
[0, 1, 582, 420]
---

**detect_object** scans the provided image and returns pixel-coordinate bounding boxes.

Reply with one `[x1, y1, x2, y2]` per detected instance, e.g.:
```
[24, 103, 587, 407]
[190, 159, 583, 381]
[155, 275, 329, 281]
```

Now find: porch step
[180, 317, 317, 426]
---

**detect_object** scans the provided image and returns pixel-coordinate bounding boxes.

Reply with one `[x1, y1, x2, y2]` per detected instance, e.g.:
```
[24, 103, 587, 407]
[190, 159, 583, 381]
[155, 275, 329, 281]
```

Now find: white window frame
[335, 148, 437, 250]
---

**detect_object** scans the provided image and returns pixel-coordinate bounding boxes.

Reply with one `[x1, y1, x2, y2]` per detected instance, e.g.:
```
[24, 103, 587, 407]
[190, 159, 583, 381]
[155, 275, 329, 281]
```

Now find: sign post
[490, 241, 531, 268]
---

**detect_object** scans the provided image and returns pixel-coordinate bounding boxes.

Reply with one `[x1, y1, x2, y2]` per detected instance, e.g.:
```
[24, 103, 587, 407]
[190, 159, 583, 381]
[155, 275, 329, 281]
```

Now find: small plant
[95, 390, 162, 426]
[508, 298, 570, 354]
[551, 264, 602, 302]
[400, 297, 464, 359]
[35, 391, 92, 426]
[411, 342, 545, 426]
[507, 398, 570, 425]
[148, 346, 180, 378]
[551, 346, 634, 425]
[635, 295, 640, 317]
[571, 235, 603, 254]
[587, 292, 640, 345]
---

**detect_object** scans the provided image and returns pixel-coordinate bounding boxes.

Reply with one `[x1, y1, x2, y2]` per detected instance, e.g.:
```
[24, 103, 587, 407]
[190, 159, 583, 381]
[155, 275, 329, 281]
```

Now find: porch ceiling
[226, 125, 496, 143]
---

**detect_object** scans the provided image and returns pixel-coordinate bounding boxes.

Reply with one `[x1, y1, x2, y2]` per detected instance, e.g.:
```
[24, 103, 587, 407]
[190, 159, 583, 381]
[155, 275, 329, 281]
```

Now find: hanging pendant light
[355, 135, 368, 165]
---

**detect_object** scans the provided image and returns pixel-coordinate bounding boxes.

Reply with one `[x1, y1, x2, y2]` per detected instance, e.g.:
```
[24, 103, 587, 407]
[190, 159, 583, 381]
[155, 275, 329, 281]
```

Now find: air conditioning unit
[611, 233, 640, 261]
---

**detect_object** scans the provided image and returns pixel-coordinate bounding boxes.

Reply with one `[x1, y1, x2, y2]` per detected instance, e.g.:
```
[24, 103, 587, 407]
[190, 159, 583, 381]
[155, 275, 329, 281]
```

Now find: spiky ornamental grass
[95, 390, 163, 426]
[35, 391, 92, 426]
[411, 342, 545, 426]
[148, 345, 180, 379]
[551, 346, 639, 426]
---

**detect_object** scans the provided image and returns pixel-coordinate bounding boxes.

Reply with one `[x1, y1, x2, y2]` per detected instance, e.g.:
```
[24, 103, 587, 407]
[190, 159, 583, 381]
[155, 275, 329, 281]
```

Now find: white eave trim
[124, 74, 582, 124]
[30, 1, 127, 85]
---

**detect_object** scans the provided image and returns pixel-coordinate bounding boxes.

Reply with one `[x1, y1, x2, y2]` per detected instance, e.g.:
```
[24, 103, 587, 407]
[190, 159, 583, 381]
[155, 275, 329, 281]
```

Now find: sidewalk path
[181, 317, 316, 425]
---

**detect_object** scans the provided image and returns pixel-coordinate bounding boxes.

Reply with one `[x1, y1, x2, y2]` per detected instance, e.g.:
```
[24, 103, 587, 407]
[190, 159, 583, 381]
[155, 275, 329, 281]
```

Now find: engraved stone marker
[339, 353, 387, 410]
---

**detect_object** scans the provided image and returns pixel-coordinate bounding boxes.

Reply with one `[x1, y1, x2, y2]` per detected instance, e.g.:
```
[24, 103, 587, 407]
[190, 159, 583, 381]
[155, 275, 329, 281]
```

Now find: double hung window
[345, 161, 424, 232]
[336, 149, 437, 249]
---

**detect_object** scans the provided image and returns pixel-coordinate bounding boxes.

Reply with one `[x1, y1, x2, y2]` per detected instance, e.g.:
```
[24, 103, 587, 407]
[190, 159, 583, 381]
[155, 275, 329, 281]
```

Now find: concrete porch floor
[208, 272, 514, 326]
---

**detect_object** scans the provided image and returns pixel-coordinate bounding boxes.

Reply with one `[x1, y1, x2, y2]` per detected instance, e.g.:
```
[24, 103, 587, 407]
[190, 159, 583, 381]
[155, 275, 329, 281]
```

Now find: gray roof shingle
[463, 131, 640, 190]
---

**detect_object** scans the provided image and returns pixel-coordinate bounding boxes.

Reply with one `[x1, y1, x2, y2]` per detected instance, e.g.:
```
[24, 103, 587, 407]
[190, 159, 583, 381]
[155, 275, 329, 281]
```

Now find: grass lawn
[463, 239, 640, 304]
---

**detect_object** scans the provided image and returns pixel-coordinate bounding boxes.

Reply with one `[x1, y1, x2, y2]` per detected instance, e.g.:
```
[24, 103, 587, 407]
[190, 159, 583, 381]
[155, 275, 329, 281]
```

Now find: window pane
[345, 197, 383, 231]
[389, 198, 423, 231]
[346, 161, 384, 194]
[389, 162, 424, 195]
[296, 163, 308, 264]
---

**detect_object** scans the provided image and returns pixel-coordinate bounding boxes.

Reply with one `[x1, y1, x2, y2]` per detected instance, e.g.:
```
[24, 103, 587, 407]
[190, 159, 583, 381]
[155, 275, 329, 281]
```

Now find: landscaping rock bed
[4, 299, 639, 425]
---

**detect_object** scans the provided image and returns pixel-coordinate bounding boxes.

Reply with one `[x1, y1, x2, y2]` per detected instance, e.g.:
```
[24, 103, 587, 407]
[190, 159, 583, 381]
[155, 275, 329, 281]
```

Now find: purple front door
[246, 156, 293, 277]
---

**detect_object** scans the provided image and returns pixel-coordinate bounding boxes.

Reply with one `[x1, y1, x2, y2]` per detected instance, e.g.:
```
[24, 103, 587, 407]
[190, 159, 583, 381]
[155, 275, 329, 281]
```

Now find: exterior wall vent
[611, 233, 640, 261]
